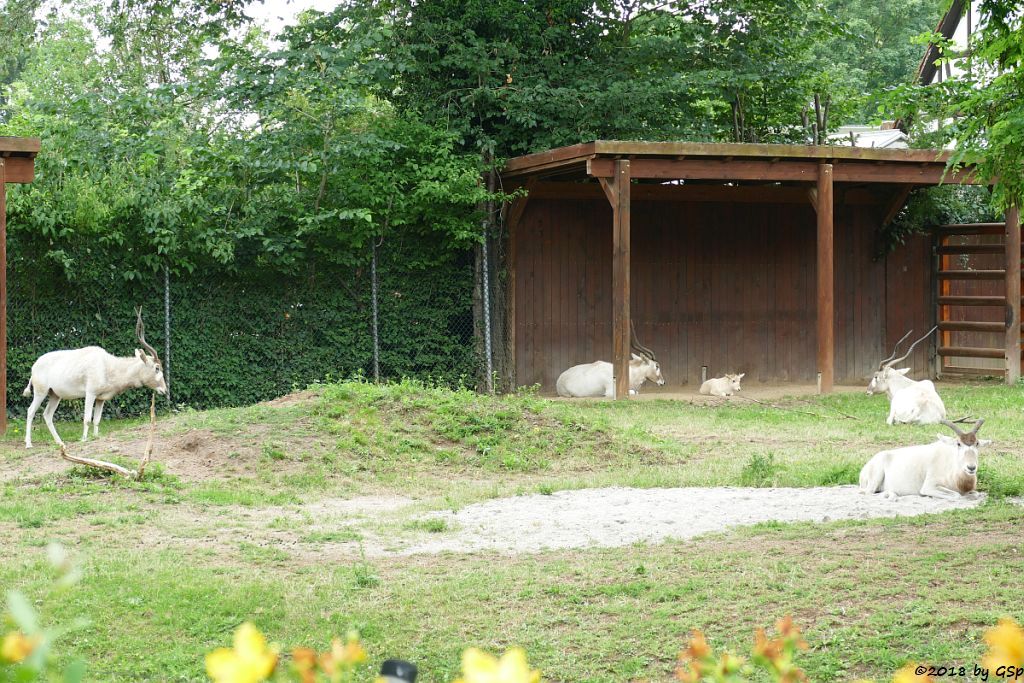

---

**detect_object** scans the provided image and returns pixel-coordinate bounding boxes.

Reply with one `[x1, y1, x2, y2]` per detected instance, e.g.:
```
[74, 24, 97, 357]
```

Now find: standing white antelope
[866, 327, 946, 425]
[556, 322, 665, 397]
[24, 307, 167, 448]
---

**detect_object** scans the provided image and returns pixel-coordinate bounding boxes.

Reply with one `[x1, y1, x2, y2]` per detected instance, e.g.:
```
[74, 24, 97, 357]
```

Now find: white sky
[37, 1, 341, 41]
[246, 0, 341, 35]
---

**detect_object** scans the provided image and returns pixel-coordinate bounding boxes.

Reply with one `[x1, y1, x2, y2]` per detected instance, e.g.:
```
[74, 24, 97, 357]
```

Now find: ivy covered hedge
[7, 242, 476, 419]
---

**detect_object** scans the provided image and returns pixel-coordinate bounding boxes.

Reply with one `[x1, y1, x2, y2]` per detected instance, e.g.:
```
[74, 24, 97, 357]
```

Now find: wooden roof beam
[518, 181, 882, 205]
[881, 185, 917, 226]
[586, 157, 978, 185]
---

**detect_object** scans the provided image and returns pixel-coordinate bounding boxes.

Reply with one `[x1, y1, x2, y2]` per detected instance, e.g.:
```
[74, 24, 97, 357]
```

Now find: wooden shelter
[0, 137, 40, 431]
[500, 141, 1019, 397]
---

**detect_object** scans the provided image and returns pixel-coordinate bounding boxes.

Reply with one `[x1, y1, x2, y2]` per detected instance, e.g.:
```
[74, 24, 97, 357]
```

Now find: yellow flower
[892, 664, 933, 682]
[319, 631, 368, 675]
[452, 647, 541, 683]
[983, 618, 1024, 671]
[1, 631, 38, 663]
[205, 622, 278, 683]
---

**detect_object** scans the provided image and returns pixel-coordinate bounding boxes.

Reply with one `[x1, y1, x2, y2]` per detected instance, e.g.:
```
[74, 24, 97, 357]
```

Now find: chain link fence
[7, 243, 502, 421]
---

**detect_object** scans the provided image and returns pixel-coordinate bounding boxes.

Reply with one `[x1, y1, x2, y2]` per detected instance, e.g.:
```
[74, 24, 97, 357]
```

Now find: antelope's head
[867, 327, 935, 395]
[135, 306, 167, 395]
[937, 419, 990, 483]
[630, 320, 665, 386]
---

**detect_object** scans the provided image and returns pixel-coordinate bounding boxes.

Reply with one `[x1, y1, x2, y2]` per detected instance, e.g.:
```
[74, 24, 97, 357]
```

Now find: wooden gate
[936, 222, 1023, 377]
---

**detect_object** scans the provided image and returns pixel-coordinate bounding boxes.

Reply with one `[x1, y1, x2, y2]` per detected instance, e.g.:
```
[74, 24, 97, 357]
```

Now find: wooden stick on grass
[58, 392, 158, 481]
[733, 395, 835, 420]
[59, 444, 138, 478]
[136, 392, 157, 479]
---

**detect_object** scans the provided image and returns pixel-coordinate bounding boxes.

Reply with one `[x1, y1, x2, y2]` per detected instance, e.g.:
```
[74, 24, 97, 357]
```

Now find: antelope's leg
[92, 400, 105, 436]
[25, 389, 46, 448]
[82, 393, 95, 442]
[43, 395, 63, 446]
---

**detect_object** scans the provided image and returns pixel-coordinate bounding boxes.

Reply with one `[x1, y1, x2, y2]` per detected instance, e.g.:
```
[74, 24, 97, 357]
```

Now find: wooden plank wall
[514, 196, 931, 390]
[885, 233, 936, 377]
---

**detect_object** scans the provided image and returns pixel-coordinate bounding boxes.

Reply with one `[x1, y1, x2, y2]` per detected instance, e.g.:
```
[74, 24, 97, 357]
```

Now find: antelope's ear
[135, 349, 143, 359]
[897, 368, 911, 376]
[631, 353, 641, 361]
[978, 439, 992, 447]
[738, 373, 745, 379]
[936, 434, 956, 444]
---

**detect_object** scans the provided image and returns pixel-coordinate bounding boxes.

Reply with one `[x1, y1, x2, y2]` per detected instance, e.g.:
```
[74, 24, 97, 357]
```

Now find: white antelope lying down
[556, 323, 665, 397]
[24, 308, 167, 448]
[859, 419, 988, 500]
[866, 327, 946, 425]
[700, 373, 744, 397]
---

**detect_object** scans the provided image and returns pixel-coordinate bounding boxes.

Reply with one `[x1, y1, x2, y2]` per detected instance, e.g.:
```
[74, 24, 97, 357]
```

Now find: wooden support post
[503, 179, 535, 392]
[816, 163, 835, 394]
[0, 159, 6, 434]
[1006, 205, 1021, 385]
[611, 160, 631, 399]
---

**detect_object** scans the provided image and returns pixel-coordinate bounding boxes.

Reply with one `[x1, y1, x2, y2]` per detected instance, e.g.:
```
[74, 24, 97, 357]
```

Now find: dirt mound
[264, 389, 320, 407]
[1, 388, 325, 483]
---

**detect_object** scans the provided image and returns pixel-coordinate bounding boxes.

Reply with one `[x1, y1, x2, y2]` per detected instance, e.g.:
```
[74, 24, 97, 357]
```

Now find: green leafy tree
[814, 0, 946, 124]
[0, 0, 42, 120]
[944, 0, 1024, 210]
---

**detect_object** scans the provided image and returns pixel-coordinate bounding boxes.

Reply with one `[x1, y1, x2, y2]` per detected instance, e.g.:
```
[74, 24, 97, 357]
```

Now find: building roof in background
[828, 126, 909, 149]
[915, 0, 967, 85]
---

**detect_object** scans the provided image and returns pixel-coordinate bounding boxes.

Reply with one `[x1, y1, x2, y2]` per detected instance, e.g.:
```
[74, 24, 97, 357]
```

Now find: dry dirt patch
[1, 390, 325, 484]
[396, 485, 984, 555]
[140, 486, 985, 561]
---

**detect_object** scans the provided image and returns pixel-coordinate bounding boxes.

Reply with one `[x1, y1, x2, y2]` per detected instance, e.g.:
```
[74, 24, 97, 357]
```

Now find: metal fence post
[371, 239, 381, 383]
[164, 265, 172, 404]
[482, 165, 496, 393]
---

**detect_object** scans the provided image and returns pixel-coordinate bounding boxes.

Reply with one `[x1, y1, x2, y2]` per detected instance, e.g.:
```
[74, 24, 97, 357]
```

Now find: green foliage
[879, 1, 1024, 211]
[814, 0, 946, 124]
[739, 452, 781, 487]
[0, 545, 87, 682]
[944, 1, 1024, 210]
[878, 184, 998, 255]
[7, 238, 476, 417]
[362, 0, 850, 154]
[0, 0, 42, 103]
[0, 5, 496, 283]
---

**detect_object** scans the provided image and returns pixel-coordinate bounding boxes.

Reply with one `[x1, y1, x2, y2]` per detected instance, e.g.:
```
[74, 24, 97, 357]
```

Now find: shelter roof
[0, 137, 40, 157]
[502, 140, 976, 186]
[0, 137, 40, 184]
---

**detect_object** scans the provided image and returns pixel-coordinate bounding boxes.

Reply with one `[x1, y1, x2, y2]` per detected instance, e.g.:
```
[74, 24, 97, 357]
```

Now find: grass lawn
[1, 379, 1022, 681]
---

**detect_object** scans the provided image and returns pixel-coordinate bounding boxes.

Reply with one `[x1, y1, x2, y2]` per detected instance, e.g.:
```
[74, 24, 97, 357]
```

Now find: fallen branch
[790, 397, 861, 421]
[59, 445, 138, 478]
[733, 395, 835, 419]
[58, 392, 158, 481]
